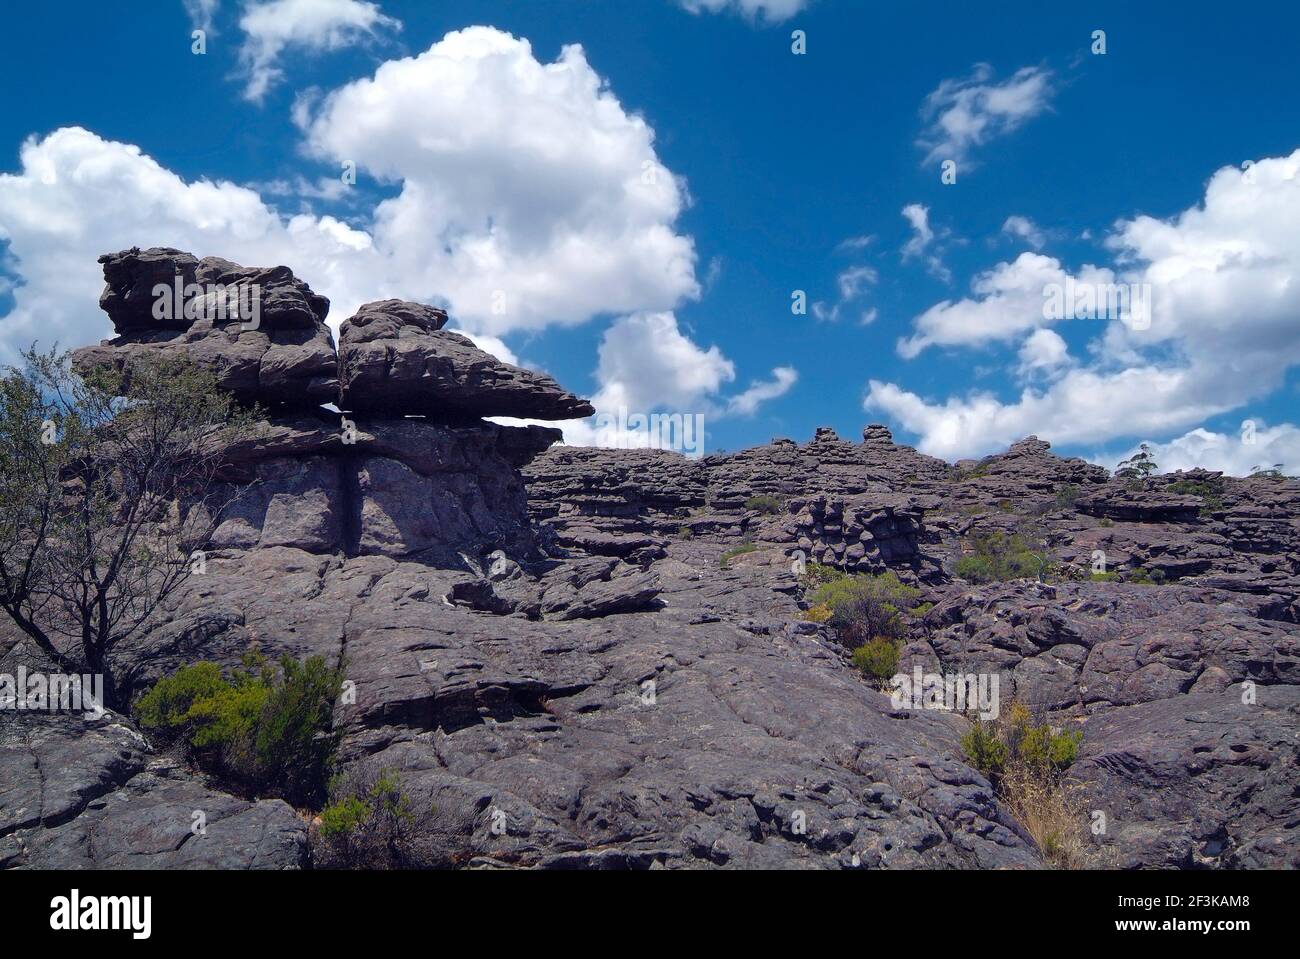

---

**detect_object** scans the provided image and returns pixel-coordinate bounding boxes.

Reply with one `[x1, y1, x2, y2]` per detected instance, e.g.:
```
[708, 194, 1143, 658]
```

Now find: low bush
[960, 701, 1091, 868]
[959, 721, 1009, 777]
[719, 541, 758, 567]
[1054, 484, 1081, 508]
[1126, 566, 1166, 586]
[1166, 478, 1225, 514]
[851, 638, 901, 681]
[744, 494, 783, 515]
[800, 603, 833, 624]
[135, 652, 344, 807]
[313, 767, 433, 869]
[799, 562, 846, 590]
[954, 531, 1046, 584]
[808, 571, 922, 647]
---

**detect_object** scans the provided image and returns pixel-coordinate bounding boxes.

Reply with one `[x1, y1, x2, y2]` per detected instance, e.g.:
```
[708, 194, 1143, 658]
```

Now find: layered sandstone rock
[6, 250, 1298, 871]
[337, 299, 595, 420]
[75, 248, 338, 409]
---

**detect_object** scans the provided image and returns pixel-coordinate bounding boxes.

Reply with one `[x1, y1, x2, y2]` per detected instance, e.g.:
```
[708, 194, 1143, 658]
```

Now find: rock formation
[337, 299, 594, 420]
[3, 253, 1297, 870]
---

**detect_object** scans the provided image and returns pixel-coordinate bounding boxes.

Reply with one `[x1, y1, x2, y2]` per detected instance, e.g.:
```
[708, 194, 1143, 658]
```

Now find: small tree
[0, 346, 257, 709]
[1114, 442, 1158, 481]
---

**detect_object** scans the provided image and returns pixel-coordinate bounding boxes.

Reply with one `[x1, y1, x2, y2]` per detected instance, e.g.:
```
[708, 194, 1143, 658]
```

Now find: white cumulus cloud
[0, 27, 703, 365]
[0, 127, 379, 365]
[869, 150, 1300, 463]
[1097, 423, 1300, 477]
[918, 64, 1054, 168]
[1002, 214, 1045, 249]
[237, 0, 401, 103]
[299, 27, 699, 336]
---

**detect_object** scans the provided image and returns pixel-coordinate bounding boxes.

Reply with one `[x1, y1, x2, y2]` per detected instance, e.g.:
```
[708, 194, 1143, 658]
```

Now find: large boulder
[74, 248, 338, 409]
[97, 247, 328, 334]
[338, 300, 595, 420]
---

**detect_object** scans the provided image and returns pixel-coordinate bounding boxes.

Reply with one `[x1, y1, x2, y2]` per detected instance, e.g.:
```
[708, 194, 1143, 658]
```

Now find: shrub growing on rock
[960, 702, 1091, 868]
[1166, 477, 1225, 515]
[1054, 484, 1081, 508]
[1125, 566, 1166, 586]
[313, 767, 432, 869]
[719, 541, 758, 567]
[799, 562, 846, 590]
[744, 494, 783, 515]
[135, 652, 344, 807]
[800, 603, 833, 624]
[808, 571, 922, 647]
[954, 531, 1046, 584]
[851, 638, 901, 681]
[960, 721, 1009, 777]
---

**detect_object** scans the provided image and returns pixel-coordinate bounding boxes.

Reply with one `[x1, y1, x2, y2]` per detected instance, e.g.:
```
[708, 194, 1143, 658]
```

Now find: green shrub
[850, 638, 901, 680]
[1054, 484, 1081, 508]
[954, 554, 997, 584]
[962, 703, 1092, 868]
[1135, 567, 1165, 585]
[313, 768, 432, 869]
[800, 603, 833, 624]
[135, 653, 344, 807]
[809, 571, 922, 646]
[134, 661, 235, 733]
[961, 722, 1009, 777]
[1098, 517, 1115, 528]
[962, 702, 1083, 782]
[799, 562, 846, 590]
[719, 541, 758, 567]
[957, 462, 992, 481]
[255, 656, 345, 806]
[744, 494, 783, 515]
[318, 795, 370, 839]
[1018, 725, 1083, 773]
[954, 531, 1046, 583]
[1088, 571, 1119, 582]
[1167, 478, 1225, 514]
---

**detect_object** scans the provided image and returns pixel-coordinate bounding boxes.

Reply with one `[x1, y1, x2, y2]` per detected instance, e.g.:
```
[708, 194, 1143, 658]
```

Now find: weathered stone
[338, 300, 594, 420]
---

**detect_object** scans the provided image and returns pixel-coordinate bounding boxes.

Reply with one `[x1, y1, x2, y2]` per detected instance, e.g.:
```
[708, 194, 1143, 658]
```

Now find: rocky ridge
[2, 251, 1296, 870]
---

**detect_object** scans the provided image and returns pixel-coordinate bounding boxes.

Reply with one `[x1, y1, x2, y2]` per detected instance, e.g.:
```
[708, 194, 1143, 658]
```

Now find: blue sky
[1, 0, 1298, 472]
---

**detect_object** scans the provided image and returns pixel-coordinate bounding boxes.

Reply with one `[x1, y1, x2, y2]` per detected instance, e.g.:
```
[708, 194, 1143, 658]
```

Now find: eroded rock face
[209, 413, 559, 564]
[338, 300, 595, 420]
[7, 252, 1298, 871]
[76, 248, 338, 409]
[1075, 685, 1300, 869]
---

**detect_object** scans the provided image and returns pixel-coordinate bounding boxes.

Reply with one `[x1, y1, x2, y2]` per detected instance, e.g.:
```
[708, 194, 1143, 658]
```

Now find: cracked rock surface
[5, 254, 1296, 869]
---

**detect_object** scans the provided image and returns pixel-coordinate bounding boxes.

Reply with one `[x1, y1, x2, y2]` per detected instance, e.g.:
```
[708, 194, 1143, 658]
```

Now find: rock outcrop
[5, 252, 1298, 871]
[76, 248, 339, 409]
[338, 300, 594, 420]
